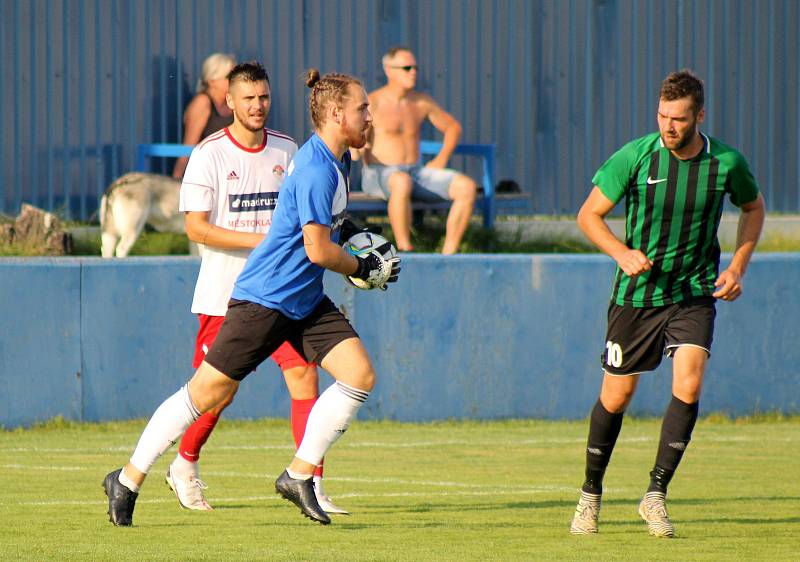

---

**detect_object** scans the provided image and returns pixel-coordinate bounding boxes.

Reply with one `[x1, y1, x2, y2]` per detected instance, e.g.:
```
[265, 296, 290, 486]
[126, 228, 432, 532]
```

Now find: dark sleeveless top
[199, 92, 234, 140]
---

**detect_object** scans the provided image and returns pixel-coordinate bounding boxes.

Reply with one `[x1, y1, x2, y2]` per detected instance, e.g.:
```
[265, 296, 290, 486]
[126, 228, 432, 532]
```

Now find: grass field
[1, 417, 798, 561]
[18, 216, 800, 256]
[63, 222, 594, 256]
[2, 215, 798, 256]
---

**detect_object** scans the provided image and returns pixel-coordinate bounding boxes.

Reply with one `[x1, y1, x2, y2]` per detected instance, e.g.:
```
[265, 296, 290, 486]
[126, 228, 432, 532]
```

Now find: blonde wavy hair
[196, 53, 236, 93]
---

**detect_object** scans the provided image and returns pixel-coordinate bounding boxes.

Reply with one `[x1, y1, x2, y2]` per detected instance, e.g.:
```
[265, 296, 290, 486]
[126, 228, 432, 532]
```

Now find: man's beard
[661, 117, 697, 151]
[662, 129, 694, 151]
[343, 120, 368, 148]
[236, 110, 266, 132]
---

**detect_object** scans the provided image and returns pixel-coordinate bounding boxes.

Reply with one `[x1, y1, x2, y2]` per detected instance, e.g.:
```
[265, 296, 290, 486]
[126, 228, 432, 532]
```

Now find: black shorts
[204, 296, 358, 381]
[601, 297, 716, 375]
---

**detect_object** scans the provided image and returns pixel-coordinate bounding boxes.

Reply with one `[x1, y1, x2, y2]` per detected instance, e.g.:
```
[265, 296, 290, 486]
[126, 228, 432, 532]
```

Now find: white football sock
[118, 469, 140, 493]
[295, 381, 369, 466]
[286, 467, 313, 480]
[171, 454, 198, 478]
[129, 384, 200, 474]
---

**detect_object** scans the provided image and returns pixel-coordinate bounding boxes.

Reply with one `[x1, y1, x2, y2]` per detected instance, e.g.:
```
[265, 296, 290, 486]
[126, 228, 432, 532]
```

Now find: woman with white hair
[172, 53, 236, 178]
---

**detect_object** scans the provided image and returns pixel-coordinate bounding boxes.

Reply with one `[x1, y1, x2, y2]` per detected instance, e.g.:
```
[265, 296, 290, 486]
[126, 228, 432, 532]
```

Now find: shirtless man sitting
[355, 47, 477, 254]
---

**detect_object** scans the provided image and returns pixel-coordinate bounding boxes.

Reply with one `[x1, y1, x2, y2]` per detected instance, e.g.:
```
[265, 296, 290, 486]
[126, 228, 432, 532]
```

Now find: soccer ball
[343, 231, 398, 290]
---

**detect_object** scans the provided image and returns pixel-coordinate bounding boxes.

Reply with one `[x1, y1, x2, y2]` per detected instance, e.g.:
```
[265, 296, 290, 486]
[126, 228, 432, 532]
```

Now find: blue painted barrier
[0, 259, 82, 426]
[1, 254, 798, 428]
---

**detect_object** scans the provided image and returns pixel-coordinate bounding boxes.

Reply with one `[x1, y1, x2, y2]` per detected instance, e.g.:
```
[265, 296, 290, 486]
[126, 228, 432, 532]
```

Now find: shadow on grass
[363, 494, 800, 520]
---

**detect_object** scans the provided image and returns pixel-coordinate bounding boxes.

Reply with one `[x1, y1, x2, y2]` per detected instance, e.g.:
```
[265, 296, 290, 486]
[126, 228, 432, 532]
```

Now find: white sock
[129, 384, 200, 474]
[286, 467, 313, 480]
[171, 454, 198, 478]
[295, 381, 369, 466]
[118, 469, 140, 493]
[313, 475, 325, 496]
[580, 490, 601, 505]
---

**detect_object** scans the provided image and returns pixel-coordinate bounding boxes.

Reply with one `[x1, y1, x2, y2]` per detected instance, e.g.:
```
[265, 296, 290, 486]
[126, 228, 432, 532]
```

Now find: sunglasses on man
[390, 65, 418, 72]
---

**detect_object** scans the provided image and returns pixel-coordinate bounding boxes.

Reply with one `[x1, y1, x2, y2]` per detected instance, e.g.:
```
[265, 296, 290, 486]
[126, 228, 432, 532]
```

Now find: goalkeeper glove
[339, 218, 383, 243]
[352, 252, 401, 290]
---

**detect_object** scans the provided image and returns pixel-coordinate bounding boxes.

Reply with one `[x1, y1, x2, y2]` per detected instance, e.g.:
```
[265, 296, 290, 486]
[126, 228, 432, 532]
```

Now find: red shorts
[193, 314, 312, 371]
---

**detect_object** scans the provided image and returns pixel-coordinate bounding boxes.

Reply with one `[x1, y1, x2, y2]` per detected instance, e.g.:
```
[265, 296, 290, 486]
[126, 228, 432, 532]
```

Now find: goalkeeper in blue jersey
[103, 69, 400, 527]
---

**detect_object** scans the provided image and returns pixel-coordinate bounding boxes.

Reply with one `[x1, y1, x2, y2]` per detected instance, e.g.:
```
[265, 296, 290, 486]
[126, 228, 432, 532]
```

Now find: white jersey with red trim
[180, 127, 298, 316]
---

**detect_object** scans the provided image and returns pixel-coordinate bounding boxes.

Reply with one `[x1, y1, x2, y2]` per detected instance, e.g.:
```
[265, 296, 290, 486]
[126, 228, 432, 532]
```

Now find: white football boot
[313, 475, 349, 515]
[638, 491, 675, 538]
[165, 460, 213, 511]
[570, 491, 601, 534]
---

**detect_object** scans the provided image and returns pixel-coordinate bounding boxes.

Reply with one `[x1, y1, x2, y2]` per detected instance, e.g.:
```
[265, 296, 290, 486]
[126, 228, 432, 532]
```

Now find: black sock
[581, 399, 625, 495]
[648, 395, 699, 493]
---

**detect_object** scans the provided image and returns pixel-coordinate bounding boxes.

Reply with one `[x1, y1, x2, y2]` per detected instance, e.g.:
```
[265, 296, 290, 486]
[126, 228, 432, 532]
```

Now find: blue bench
[136, 142, 194, 172]
[350, 141, 504, 228]
[136, 141, 526, 229]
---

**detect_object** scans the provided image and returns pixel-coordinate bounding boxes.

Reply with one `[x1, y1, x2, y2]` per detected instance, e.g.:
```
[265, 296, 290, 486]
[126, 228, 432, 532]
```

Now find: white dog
[100, 172, 190, 258]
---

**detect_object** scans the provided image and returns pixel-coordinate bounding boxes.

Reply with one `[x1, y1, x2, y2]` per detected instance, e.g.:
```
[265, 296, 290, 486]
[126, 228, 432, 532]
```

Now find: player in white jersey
[163, 61, 347, 515]
[180, 123, 296, 317]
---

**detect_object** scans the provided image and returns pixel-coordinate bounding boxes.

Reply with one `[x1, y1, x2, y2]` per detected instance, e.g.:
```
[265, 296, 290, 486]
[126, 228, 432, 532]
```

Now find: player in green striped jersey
[569, 70, 765, 538]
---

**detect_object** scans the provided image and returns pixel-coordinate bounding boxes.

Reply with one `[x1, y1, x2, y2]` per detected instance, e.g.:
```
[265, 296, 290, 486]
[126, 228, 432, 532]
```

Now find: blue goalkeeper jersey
[232, 134, 349, 319]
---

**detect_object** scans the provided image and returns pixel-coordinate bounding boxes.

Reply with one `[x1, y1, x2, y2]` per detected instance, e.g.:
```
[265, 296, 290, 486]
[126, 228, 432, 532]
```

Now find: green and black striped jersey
[593, 132, 760, 308]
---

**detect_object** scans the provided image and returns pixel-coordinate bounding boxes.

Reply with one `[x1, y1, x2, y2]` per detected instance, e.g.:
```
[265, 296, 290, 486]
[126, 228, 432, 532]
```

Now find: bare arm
[424, 97, 461, 169]
[712, 193, 766, 301]
[302, 223, 359, 275]
[184, 211, 263, 250]
[172, 95, 212, 178]
[577, 186, 653, 276]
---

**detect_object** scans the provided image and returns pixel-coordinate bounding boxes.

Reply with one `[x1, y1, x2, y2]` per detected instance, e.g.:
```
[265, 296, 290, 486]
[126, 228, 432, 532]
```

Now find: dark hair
[227, 61, 270, 87]
[304, 68, 362, 129]
[660, 69, 704, 112]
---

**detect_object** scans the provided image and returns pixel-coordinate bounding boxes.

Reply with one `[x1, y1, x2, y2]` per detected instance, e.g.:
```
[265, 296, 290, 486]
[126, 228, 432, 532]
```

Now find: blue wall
[1, 254, 798, 428]
[2, 0, 799, 217]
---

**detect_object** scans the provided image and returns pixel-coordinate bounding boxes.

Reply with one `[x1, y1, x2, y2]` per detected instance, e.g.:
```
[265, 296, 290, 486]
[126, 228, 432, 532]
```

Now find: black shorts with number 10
[601, 297, 716, 375]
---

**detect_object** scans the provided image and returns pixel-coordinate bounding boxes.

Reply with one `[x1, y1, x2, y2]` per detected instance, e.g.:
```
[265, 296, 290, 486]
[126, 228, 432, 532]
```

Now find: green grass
[408, 220, 596, 253]
[1, 418, 797, 561]
[0, 240, 57, 256]
[62, 220, 595, 256]
[744, 232, 800, 252]
[4, 216, 800, 256]
[358, 215, 597, 253]
[366, 214, 800, 253]
[69, 229, 190, 257]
